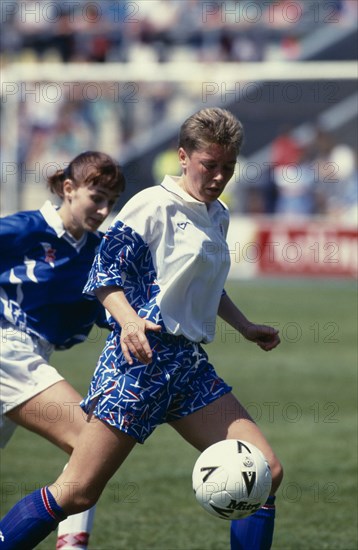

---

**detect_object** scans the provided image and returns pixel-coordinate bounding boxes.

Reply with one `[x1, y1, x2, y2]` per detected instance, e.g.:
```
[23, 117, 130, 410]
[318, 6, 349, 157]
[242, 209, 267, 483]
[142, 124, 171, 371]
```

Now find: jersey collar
[40, 200, 66, 237]
[160, 175, 226, 215]
[160, 175, 201, 204]
[40, 200, 88, 250]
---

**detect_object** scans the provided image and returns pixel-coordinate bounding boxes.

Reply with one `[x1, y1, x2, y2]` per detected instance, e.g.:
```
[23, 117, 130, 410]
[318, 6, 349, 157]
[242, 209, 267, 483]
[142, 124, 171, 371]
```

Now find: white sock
[56, 506, 95, 549]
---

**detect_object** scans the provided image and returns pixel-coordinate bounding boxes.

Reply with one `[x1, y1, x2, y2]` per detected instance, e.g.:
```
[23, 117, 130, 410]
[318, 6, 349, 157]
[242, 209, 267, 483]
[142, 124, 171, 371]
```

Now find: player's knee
[71, 494, 97, 514]
[270, 458, 283, 494]
[62, 441, 75, 454]
[64, 488, 99, 515]
[50, 482, 100, 515]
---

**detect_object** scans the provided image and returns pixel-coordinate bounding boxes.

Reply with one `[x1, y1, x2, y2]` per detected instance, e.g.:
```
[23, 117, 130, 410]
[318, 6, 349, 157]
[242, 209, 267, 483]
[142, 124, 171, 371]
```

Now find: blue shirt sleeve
[84, 220, 146, 295]
[0, 211, 34, 254]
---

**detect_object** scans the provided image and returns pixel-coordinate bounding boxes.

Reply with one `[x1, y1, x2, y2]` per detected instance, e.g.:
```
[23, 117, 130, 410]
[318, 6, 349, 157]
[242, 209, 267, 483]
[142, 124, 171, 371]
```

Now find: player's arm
[218, 292, 280, 352]
[0, 213, 30, 253]
[94, 286, 161, 365]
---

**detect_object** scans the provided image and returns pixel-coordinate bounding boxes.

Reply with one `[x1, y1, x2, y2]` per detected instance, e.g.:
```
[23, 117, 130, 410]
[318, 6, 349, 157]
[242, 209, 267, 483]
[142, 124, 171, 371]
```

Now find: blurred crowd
[221, 126, 357, 222]
[1, 0, 355, 64]
[12, 78, 357, 222]
[152, 125, 357, 222]
[1, 0, 357, 221]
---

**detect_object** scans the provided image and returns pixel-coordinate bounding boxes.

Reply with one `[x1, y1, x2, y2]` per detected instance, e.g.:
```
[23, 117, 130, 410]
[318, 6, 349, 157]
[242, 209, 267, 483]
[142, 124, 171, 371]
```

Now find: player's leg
[6, 381, 96, 550]
[0, 416, 136, 549]
[1, 319, 103, 550]
[0, 322, 65, 449]
[6, 380, 86, 453]
[0, 322, 95, 549]
[169, 392, 283, 490]
[169, 392, 283, 550]
[50, 415, 137, 513]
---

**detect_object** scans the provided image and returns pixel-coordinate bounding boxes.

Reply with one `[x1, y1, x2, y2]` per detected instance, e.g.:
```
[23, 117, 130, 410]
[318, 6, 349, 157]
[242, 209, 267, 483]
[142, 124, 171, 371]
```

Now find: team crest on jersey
[41, 242, 56, 266]
[177, 221, 191, 230]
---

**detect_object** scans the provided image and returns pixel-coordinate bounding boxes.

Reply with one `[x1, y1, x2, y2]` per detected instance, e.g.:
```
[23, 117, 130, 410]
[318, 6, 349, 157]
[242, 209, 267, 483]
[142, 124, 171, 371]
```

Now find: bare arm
[218, 293, 280, 352]
[95, 286, 161, 365]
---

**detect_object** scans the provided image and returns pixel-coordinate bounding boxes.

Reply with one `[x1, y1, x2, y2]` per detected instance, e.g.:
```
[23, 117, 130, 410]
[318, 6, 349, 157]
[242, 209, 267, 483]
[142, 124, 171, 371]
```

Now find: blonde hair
[178, 108, 244, 155]
[47, 151, 126, 198]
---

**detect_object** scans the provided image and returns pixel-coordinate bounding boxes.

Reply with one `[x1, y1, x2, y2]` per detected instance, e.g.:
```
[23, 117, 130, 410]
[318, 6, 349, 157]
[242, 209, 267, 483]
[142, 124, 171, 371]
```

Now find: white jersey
[85, 175, 231, 343]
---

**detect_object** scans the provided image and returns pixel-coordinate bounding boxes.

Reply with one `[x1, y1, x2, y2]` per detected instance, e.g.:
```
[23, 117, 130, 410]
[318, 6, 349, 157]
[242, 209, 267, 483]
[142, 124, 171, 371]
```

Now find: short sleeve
[83, 220, 147, 295]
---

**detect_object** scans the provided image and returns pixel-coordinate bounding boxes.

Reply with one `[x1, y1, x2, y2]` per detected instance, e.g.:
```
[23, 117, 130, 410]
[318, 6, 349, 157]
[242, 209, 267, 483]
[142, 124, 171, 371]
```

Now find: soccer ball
[192, 439, 272, 520]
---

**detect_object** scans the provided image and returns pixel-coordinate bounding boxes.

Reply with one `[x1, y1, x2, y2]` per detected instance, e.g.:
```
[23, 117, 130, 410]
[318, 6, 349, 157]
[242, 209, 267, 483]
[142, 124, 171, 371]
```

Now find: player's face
[59, 181, 120, 239]
[178, 144, 237, 204]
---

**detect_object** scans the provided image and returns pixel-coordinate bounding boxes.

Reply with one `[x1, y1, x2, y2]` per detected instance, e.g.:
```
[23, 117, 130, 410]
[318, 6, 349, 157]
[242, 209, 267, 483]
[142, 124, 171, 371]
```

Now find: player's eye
[202, 162, 216, 170]
[91, 195, 104, 204]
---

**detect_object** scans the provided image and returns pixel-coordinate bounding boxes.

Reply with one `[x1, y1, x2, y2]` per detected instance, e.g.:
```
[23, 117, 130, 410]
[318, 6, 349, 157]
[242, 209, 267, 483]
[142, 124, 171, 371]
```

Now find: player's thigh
[169, 392, 257, 449]
[6, 380, 86, 453]
[170, 392, 283, 490]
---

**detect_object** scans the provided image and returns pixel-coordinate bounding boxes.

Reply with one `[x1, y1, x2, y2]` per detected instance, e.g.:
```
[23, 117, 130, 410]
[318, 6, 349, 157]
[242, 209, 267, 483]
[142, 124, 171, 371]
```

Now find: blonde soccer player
[0, 109, 282, 550]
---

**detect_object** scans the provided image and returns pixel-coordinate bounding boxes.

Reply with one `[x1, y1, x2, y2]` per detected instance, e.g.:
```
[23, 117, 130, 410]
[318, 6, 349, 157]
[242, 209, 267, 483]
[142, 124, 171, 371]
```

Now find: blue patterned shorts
[81, 331, 232, 443]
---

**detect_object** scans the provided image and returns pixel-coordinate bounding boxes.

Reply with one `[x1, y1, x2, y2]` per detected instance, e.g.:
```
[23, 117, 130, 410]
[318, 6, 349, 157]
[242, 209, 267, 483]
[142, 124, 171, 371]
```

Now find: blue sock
[230, 496, 276, 550]
[0, 486, 66, 550]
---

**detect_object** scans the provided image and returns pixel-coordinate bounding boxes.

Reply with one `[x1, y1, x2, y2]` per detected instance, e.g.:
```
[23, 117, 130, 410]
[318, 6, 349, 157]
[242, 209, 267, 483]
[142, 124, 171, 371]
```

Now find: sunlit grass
[1, 280, 356, 549]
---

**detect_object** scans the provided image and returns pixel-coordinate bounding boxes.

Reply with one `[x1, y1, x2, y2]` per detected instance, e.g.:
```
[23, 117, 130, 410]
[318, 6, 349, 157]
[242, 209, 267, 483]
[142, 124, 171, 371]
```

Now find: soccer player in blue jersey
[0, 109, 283, 549]
[0, 151, 125, 550]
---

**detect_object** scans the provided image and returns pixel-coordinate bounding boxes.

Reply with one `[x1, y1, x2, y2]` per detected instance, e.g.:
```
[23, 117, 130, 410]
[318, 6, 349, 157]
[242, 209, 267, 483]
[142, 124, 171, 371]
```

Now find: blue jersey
[0, 201, 108, 349]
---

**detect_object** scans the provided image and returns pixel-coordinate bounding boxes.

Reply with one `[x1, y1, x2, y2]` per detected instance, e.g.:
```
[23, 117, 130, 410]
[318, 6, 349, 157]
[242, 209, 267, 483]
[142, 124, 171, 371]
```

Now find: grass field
[1, 280, 357, 550]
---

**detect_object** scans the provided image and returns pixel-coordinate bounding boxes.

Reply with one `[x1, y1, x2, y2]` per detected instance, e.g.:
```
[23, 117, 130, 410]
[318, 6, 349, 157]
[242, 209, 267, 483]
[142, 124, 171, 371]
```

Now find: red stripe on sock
[41, 487, 57, 520]
[261, 504, 276, 510]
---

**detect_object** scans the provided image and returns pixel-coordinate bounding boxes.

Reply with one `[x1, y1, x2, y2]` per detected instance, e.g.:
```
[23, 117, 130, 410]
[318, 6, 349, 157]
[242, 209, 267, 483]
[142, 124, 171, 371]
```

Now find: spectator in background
[12, 0, 54, 60]
[269, 125, 305, 216]
[271, 124, 303, 168]
[311, 128, 357, 220]
[51, 9, 76, 62]
[274, 145, 318, 217]
[327, 144, 357, 221]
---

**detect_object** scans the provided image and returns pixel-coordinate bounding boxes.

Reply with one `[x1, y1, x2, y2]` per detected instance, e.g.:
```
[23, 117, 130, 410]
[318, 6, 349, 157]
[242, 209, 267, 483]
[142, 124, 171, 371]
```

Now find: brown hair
[47, 151, 126, 198]
[178, 108, 244, 155]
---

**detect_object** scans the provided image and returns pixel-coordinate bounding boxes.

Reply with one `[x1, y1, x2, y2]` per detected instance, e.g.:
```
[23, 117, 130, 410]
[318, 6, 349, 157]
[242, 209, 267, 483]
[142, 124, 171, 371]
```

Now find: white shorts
[0, 320, 64, 448]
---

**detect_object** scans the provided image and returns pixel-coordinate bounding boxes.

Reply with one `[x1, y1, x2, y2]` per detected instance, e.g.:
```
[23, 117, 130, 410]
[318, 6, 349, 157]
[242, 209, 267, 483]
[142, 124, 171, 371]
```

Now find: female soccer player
[0, 109, 283, 550]
[0, 151, 125, 550]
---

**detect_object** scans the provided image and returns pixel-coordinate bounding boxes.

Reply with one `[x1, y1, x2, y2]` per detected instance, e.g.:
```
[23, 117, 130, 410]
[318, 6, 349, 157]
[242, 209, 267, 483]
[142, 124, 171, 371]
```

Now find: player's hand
[241, 323, 280, 351]
[120, 317, 161, 365]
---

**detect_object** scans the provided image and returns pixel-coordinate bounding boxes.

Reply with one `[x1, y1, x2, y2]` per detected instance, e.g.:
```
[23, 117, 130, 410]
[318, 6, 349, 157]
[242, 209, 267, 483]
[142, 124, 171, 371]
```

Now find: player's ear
[63, 178, 74, 202]
[178, 147, 188, 168]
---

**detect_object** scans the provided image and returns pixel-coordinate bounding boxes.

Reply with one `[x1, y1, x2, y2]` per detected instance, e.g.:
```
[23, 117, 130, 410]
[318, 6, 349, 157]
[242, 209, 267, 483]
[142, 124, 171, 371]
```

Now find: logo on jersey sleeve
[40, 242, 56, 266]
[177, 221, 192, 230]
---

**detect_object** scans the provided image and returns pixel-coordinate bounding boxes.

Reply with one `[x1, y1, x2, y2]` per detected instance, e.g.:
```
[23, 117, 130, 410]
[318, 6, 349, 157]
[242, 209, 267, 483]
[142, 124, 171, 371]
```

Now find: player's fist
[242, 323, 280, 351]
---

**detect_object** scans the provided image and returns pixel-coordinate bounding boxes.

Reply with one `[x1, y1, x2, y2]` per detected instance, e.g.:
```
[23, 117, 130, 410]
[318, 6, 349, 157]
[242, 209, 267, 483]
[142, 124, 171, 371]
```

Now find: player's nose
[97, 202, 111, 217]
[213, 170, 224, 181]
